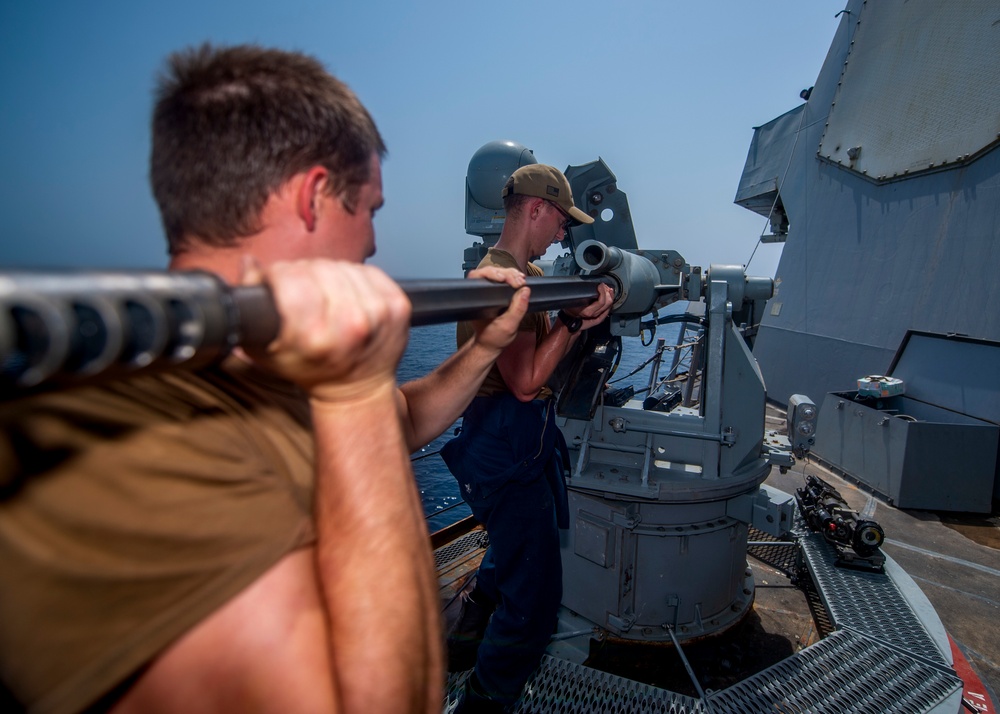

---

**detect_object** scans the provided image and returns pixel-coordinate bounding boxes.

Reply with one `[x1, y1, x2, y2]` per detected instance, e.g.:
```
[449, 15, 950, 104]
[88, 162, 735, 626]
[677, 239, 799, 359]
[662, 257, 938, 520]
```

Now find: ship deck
[434, 404, 999, 713]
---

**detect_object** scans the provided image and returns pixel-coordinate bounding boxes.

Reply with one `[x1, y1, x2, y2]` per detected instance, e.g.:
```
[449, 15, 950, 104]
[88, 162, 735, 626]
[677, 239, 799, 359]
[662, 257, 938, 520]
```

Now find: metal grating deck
[437, 520, 965, 713]
[434, 528, 489, 570]
[706, 629, 961, 713]
[446, 657, 705, 714]
[797, 526, 951, 666]
[746, 526, 799, 575]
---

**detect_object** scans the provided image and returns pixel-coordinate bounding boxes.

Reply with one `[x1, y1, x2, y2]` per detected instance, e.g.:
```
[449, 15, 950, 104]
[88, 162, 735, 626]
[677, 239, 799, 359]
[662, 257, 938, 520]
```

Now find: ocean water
[399, 318, 688, 533]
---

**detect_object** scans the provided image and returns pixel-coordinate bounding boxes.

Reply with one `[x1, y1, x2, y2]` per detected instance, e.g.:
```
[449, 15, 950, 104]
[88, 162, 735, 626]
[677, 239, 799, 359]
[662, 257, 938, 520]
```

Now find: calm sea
[399, 319, 685, 533]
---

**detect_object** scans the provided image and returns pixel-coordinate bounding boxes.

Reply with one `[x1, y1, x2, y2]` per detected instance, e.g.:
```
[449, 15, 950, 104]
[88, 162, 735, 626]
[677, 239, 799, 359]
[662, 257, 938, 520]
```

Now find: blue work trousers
[442, 395, 567, 706]
[468, 472, 562, 705]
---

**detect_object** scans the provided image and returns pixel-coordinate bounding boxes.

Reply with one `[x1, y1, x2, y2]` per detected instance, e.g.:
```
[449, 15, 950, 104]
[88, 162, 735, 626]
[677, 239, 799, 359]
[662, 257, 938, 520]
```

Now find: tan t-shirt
[0, 358, 315, 714]
[457, 248, 552, 400]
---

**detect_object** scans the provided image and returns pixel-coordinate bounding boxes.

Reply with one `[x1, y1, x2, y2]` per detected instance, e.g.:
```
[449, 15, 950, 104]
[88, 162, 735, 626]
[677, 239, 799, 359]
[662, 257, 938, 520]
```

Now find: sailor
[442, 164, 614, 712]
[0, 44, 530, 714]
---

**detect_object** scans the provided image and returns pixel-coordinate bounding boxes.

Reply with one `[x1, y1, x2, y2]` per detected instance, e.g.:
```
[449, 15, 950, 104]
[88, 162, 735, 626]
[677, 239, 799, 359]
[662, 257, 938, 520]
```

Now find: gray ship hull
[740, 0, 1000, 406]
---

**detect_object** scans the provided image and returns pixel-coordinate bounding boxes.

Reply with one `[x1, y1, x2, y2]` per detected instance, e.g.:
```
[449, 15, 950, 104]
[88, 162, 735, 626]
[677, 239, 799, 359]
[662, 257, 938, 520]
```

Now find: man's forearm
[399, 281, 530, 449]
[398, 338, 500, 451]
[499, 319, 581, 402]
[530, 318, 581, 388]
[311, 383, 442, 713]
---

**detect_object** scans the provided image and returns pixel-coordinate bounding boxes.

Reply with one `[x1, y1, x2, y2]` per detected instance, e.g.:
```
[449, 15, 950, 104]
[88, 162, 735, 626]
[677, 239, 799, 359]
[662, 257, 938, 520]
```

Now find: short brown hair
[502, 177, 531, 218]
[150, 44, 386, 254]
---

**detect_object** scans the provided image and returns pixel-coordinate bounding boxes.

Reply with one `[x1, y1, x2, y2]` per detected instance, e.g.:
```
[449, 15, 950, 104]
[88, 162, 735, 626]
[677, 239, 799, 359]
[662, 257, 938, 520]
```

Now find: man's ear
[529, 197, 545, 221]
[296, 166, 330, 232]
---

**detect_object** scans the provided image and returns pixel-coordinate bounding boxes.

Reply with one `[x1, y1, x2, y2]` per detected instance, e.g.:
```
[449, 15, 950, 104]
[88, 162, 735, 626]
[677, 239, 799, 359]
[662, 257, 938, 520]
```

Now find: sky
[0, 0, 845, 281]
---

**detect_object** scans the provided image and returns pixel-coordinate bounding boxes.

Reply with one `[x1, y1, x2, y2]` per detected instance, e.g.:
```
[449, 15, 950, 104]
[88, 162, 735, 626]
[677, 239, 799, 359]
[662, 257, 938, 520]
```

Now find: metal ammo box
[812, 331, 999, 513]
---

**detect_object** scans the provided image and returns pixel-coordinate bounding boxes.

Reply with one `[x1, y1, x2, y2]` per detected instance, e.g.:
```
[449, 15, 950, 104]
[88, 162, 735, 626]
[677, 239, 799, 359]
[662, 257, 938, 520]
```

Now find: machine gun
[795, 474, 886, 571]
[0, 270, 614, 399]
[0, 213, 767, 403]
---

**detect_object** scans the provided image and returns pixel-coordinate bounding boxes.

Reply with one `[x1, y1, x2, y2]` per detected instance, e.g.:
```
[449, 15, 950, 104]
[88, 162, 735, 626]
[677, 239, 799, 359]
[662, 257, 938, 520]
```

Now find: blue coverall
[442, 393, 569, 707]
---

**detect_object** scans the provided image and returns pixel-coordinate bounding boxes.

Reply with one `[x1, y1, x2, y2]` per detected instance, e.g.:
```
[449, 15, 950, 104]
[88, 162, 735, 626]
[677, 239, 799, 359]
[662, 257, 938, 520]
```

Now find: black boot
[453, 672, 508, 714]
[446, 584, 496, 672]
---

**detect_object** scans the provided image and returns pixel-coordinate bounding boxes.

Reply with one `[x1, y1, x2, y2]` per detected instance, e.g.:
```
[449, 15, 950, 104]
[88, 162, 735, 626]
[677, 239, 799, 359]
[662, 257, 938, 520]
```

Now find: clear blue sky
[0, 0, 844, 280]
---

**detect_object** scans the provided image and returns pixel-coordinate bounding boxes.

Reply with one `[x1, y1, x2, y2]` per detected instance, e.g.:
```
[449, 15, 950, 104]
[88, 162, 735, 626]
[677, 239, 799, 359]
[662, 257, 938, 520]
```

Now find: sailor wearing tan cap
[443, 164, 614, 712]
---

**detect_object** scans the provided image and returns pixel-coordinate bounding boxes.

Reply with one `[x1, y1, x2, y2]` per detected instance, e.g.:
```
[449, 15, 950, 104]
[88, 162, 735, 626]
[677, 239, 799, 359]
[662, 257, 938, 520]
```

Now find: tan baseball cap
[502, 164, 594, 225]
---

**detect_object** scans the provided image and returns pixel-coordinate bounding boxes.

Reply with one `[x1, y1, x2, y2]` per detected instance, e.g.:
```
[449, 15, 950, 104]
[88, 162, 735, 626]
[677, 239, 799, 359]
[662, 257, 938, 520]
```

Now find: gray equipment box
[813, 331, 999, 513]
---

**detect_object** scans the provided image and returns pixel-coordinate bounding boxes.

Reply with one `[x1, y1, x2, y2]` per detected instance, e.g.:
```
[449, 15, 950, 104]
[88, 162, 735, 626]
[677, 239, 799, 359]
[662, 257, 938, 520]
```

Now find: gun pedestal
[555, 264, 786, 644]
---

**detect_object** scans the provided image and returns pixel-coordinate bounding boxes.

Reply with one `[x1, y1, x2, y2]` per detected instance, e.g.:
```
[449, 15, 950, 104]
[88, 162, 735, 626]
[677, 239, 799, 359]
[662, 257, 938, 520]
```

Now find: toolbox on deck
[813, 331, 999, 513]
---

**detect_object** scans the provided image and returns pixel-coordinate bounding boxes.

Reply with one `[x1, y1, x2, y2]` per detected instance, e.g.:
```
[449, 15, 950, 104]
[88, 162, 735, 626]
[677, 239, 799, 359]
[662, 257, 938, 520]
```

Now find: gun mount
[462, 141, 796, 645]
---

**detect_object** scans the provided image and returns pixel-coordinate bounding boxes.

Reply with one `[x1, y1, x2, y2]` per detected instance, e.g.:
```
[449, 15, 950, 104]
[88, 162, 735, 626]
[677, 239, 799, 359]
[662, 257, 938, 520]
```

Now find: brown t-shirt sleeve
[0, 362, 315, 714]
[455, 249, 551, 399]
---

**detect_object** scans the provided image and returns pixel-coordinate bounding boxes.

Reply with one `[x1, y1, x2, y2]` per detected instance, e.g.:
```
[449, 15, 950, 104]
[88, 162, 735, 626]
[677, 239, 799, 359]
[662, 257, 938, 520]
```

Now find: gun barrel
[0, 271, 609, 397]
[234, 275, 610, 340]
[404, 276, 609, 326]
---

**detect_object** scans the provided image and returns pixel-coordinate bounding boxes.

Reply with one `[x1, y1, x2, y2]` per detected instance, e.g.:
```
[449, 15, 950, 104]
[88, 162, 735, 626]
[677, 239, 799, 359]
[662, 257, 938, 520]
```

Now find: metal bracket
[612, 511, 642, 530]
[608, 611, 637, 632]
